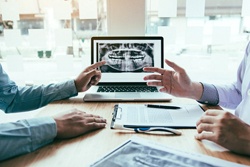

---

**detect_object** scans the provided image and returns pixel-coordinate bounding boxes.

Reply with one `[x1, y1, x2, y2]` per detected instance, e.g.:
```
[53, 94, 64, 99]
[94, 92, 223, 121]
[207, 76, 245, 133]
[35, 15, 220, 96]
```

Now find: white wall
[107, 0, 146, 36]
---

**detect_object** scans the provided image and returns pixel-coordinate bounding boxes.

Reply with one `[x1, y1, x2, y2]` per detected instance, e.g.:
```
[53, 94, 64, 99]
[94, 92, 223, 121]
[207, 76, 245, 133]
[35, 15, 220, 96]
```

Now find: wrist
[73, 79, 80, 92]
[53, 117, 63, 139]
[188, 82, 203, 100]
[239, 124, 250, 155]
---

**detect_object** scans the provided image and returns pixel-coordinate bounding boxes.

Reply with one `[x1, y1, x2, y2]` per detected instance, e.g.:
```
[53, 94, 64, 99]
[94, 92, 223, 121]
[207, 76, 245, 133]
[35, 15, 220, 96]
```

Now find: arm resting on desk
[0, 117, 57, 161]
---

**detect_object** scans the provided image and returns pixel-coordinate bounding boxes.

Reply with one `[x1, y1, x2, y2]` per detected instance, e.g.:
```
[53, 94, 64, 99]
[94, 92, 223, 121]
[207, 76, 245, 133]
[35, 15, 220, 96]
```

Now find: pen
[113, 124, 182, 135]
[146, 104, 181, 109]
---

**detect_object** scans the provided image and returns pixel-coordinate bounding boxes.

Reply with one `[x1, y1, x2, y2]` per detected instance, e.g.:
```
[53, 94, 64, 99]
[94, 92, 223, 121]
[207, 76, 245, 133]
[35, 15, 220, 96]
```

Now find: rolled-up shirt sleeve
[0, 117, 57, 161]
[197, 82, 219, 106]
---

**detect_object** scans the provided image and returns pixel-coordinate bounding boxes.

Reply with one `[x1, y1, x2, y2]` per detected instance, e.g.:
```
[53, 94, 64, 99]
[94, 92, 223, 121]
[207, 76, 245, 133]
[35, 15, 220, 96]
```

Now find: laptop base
[83, 93, 172, 102]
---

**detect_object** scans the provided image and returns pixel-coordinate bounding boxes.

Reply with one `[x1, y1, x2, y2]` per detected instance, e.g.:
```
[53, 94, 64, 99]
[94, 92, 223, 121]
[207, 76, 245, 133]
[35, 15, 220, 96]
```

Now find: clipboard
[111, 103, 205, 129]
[111, 104, 121, 129]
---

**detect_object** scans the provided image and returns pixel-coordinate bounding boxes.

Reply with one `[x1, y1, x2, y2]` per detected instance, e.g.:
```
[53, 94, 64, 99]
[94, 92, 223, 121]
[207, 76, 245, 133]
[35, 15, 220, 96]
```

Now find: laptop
[83, 36, 172, 102]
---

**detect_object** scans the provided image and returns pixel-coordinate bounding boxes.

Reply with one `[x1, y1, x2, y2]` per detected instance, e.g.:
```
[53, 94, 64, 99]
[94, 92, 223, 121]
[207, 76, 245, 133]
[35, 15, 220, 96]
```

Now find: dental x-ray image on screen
[98, 43, 154, 72]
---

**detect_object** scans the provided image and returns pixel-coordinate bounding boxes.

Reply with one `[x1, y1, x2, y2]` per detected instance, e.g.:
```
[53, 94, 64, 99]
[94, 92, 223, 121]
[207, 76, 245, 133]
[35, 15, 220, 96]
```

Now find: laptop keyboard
[97, 86, 158, 92]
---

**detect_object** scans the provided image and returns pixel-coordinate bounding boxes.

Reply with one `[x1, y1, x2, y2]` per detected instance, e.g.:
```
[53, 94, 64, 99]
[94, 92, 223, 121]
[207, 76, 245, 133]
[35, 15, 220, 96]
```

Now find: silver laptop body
[83, 36, 172, 102]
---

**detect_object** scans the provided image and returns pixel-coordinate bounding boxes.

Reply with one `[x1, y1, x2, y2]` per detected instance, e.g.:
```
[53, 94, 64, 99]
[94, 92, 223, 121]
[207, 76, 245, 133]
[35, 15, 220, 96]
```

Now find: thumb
[165, 59, 184, 73]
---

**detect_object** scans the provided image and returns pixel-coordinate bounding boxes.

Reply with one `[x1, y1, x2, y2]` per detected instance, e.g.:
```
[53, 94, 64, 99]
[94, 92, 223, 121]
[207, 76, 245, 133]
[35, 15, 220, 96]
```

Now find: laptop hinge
[97, 82, 147, 86]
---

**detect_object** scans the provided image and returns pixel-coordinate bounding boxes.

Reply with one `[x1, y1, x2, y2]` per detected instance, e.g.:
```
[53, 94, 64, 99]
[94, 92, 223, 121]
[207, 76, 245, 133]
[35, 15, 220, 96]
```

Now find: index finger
[196, 110, 222, 126]
[204, 109, 224, 116]
[143, 67, 166, 74]
[196, 115, 215, 126]
[88, 60, 106, 70]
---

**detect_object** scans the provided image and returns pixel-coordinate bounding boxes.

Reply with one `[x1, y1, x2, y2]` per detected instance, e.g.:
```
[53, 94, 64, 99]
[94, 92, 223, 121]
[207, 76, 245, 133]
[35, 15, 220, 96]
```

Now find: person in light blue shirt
[0, 61, 107, 161]
[143, 41, 250, 156]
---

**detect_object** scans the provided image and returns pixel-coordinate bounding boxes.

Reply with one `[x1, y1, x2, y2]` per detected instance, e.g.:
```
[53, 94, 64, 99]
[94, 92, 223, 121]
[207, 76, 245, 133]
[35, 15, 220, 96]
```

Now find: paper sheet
[201, 139, 229, 152]
[90, 137, 247, 167]
[111, 104, 204, 128]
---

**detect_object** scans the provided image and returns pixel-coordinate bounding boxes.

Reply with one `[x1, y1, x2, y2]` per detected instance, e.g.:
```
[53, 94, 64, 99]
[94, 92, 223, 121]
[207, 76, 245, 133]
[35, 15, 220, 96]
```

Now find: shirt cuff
[197, 82, 219, 105]
[25, 117, 57, 150]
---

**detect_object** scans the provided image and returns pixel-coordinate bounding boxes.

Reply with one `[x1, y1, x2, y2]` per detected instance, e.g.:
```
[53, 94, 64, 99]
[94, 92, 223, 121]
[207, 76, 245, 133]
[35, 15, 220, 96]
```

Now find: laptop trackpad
[115, 93, 141, 98]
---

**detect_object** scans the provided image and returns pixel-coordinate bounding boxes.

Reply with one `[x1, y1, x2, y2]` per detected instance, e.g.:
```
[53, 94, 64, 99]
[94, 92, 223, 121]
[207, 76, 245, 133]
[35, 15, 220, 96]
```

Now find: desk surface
[1, 95, 250, 167]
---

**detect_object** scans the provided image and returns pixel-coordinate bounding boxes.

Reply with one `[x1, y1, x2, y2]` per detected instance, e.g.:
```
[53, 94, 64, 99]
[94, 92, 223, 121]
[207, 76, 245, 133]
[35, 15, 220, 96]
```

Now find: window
[0, 0, 249, 85]
[146, 0, 249, 84]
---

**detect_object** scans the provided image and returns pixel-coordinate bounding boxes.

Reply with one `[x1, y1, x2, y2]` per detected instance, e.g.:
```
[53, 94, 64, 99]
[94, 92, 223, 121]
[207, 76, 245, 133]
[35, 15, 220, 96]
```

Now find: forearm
[187, 81, 203, 100]
[3, 80, 78, 113]
[0, 117, 57, 161]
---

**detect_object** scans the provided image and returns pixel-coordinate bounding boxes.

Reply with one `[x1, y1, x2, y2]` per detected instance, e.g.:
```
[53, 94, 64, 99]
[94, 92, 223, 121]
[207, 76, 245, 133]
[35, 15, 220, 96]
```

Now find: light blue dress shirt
[0, 64, 78, 161]
[198, 41, 250, 124]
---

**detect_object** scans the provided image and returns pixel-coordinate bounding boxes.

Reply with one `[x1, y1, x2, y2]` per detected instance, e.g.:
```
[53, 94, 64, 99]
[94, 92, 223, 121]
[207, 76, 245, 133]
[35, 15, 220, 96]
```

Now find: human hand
[74, 61, 106, 92]
[195, 109, 250, 155]
[53, 109, 107, 139]
[143, 59, 202, 99]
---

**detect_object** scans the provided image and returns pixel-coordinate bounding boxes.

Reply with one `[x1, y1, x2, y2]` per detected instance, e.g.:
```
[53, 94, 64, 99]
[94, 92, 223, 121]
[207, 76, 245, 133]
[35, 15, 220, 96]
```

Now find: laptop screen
[91, 36, 164, 83]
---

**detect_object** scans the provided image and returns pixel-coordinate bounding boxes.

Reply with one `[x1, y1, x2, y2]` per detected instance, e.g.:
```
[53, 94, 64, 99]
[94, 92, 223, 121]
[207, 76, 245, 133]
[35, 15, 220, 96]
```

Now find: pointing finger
[87, 61, 106, 71]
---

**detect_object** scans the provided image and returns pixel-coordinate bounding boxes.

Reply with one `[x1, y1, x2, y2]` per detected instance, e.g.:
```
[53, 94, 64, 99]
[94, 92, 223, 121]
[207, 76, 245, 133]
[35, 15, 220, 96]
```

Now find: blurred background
[0, 0, 249, 86]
